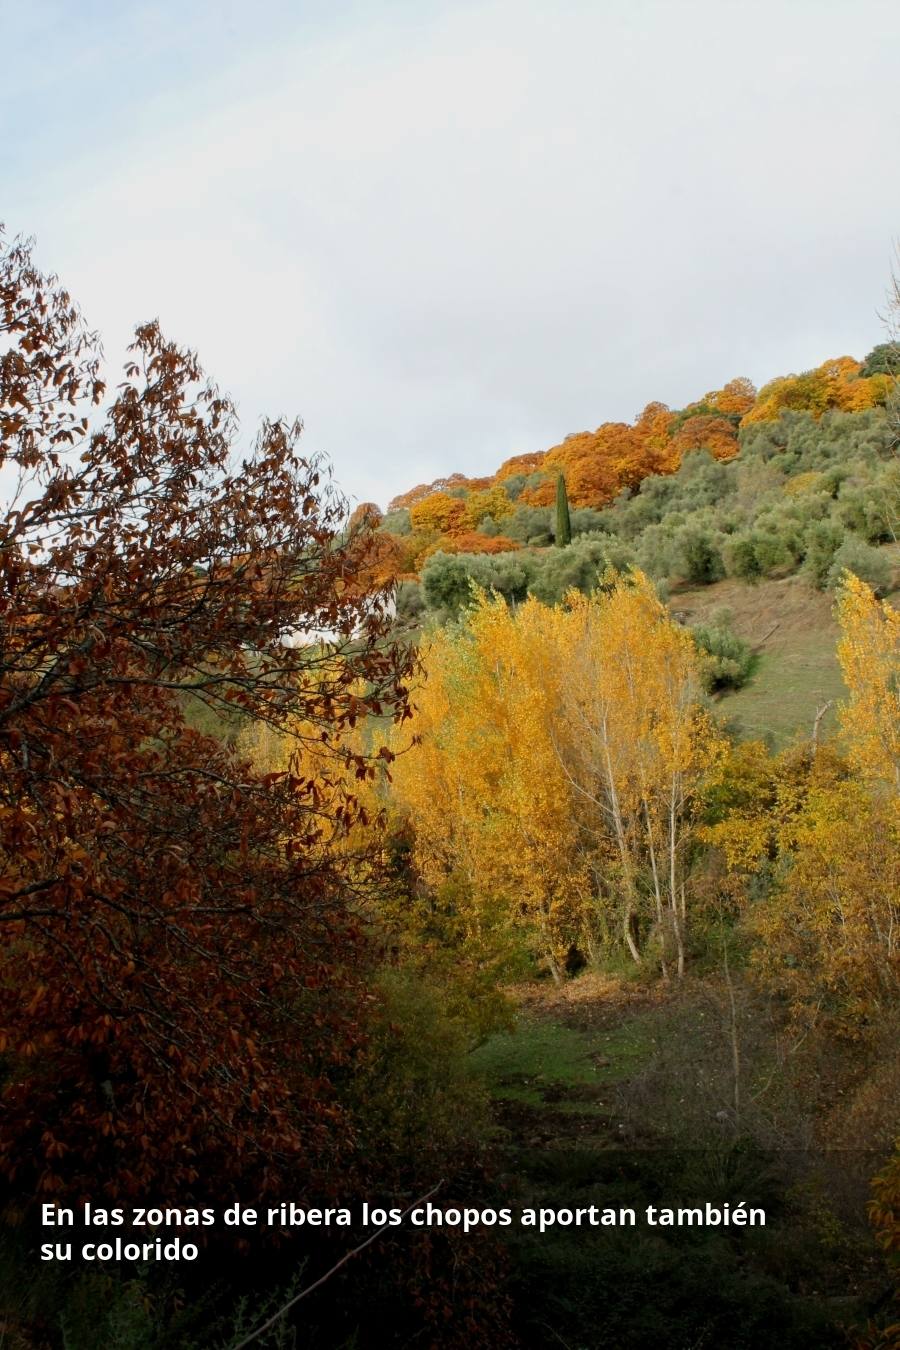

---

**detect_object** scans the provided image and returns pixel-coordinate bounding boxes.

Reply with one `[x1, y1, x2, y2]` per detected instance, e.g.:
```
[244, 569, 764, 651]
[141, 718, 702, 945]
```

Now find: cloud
[5, 0, 900, 507]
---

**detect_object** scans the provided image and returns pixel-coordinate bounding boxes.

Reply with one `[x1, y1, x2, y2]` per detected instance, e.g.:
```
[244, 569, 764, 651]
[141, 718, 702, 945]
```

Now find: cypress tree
[555, 473, 571, 547]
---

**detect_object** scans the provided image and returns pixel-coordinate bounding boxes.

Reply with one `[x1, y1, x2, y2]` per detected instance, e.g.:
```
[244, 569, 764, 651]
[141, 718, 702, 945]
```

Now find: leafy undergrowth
[469, 1006, 652, 1109]
[473, 973, 884, 1349]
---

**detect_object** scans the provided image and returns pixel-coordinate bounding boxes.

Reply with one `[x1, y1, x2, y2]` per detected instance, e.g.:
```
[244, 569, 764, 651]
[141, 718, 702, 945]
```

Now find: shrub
[348, 967, 491, 1159]
[837, 473, 898, 544]
[528, 534, 634, 604]
[504, 503, 553, 544]
[725, 533, 764, 581]
[381, 507, 412, 535]
[420, 550, 537, 619]
[752, 527, 800, 576]
[394, 579, 426, 623]
[826, 537, 892, 594]
[691, 618, 754, 691]
[802, 520, 846, 588]
[672, 525, 726, 584]
[570, 506, 610, 537]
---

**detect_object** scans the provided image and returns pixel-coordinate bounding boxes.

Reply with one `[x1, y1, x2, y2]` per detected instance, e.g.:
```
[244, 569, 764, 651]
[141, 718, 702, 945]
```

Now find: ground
[672, 550, 899, 748]
[470, 973, 886, 1349]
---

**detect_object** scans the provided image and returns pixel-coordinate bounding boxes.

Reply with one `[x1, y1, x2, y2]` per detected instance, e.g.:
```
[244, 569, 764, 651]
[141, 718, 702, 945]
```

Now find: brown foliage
[0, 230, 414, 1203]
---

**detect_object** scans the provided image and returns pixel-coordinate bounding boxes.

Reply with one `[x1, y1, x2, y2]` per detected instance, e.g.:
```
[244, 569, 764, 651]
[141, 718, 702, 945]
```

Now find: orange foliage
[348, 500, 384, 530]
[410, 491, 466, 535]
[384, 346, 889, 571]
[426, 531, 521, 556]
[0, 234, 414, 1205]
[670, 413, 739, 461]
[389, 473, 492, 512]
[742, 356, 890, 425]
[495, 451, 546, 481]
[707, 377, 757, 418]
[540, 421, 660, 506]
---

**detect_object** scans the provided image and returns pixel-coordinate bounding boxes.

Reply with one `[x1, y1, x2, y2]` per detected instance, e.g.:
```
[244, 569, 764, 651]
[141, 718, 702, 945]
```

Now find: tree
[555, 473, 572, 546]
[0, 229, 414, 1202]
[392, 575, 722, 976]
[836, 573, 900, 791]
[556, 577, 724, 974]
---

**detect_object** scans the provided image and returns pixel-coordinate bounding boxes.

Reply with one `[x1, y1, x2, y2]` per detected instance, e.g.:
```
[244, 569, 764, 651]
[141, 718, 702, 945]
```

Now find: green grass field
[673, 552, 899, 748]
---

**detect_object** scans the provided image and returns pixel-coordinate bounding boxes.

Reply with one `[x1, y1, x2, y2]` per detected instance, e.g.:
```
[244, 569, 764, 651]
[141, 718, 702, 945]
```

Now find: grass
[469, 1009, 653, 1107]
[674, 573, 843, 747]
[472, 977, 856, 1349]
[672, 548, 900, 749]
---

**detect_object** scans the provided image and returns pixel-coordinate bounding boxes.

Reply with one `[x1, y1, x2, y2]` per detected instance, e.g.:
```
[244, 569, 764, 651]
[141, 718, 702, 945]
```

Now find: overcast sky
[4, 0, 899, 510]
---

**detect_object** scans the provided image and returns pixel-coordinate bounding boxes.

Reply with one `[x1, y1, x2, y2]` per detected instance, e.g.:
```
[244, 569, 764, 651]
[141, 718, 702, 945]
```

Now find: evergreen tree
[555, 473, 572, 547]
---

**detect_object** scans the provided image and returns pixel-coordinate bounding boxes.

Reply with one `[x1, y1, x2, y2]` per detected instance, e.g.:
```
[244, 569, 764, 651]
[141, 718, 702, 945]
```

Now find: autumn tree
[0, 229, 414, 1203]
[390, 594, 588, 982]
[554, 577, 724, 974]
[836, 569, 900, 792]
[392, 574, 721, 976]
[708, 578, 899, 1035]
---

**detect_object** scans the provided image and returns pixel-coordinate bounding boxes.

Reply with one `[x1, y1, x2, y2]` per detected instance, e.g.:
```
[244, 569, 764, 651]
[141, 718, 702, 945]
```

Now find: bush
[570, 506, 609, 537]
[752, 527, 800, 576]
[394, 578, 426, 623]
[504, 503, 553, 544]
[420, 550, 537, 619]
[528, 534, 634, 604]
[672, 525, 726, 584]
[802, 520, 846, 589]
[349, 967, 492, 1159]
[725, 533, 764, 581]
[382, 507, 412, 535]
[836, 472, 898, 544]
[826, 537, 892, 594]
[691, 617, 755, 691]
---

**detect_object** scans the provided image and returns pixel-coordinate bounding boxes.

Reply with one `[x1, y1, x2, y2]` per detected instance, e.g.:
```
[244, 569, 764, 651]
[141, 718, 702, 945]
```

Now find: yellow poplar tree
[557, 575, 724, 975]
[836, 573, 900, 793]
[391, 592, 589, 980]
[392, 573, 722, 977]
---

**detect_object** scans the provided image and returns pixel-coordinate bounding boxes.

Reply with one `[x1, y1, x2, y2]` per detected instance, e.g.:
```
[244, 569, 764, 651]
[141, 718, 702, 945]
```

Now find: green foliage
[381, 506, 412, 535]
[569, 506, 610, 537]
[394, 578, 425, 623]
[674, 524, 727, 584]
[420, 549, 538, 619]
[826, 536, 893, 594]
[555, 473, 572, 546]
[725, 533, 765, 581]
[419, 535, 637, 618]
[527, 534, 634, 605]
[348, 967, 493, 1159]
[860, 342, 899, 377]
[691, 613, 755, 691]
[503, 503, 553, 545]
[501, 472, 528, 501]
[802, 520, 847, 588]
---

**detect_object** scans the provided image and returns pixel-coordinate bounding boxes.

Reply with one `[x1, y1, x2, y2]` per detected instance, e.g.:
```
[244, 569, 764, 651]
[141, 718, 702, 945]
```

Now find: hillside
[375, 346, 897, 574]
[376, 354, 898, 751]
[670, 558, 900, 746]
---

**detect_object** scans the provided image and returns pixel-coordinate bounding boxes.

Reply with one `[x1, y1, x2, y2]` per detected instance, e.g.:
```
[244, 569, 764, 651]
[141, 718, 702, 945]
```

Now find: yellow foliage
[460, 485, 514, 530]
[742, 356, 891, 425]
[391, 573, 723, 977]
[410, 491, 466, 535]
[748, 779, 899, 1030]
[836, 574, 900, 793]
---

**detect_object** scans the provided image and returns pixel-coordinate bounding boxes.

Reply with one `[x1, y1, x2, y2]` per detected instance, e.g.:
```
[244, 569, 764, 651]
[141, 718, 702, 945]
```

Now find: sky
[3, 0, 899, 511]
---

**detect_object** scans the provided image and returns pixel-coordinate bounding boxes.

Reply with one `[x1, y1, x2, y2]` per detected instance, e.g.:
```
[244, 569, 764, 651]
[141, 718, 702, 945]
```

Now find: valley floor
[471, 974, 890, 1349]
